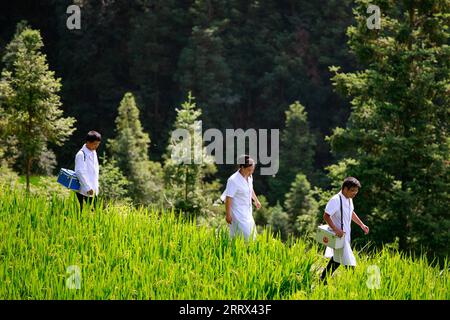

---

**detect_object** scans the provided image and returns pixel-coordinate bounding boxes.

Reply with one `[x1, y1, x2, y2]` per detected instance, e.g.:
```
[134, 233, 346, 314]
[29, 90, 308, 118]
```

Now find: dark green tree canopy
[328, 0, 449, 259]
[0, 24, 76, 190]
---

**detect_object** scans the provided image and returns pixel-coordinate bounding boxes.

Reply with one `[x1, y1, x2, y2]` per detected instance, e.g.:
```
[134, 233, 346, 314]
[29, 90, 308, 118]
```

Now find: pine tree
[163, 92, 219, 218]
[268, 101, 316, 204]
[0, 24, 76, 191]
[108, 92, 163, 205]
[0, 94, 9, 163]
[284, 173, 319, 237]
[328, 0, 449, 258]
[128, 0, 192, 157]
[176, 25, 234, 130]
[175, 0, 235, 130]
[267, 203, 290, 241]
[98, 153, 131, 204]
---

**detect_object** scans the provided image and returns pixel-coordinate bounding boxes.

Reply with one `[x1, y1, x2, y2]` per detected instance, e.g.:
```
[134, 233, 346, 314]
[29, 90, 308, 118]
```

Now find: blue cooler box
[57, 168, 81, 191]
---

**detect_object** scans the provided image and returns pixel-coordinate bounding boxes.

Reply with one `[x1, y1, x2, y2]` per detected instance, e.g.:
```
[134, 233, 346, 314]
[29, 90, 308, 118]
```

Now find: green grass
[0, 185, 448, 299]
[18, 175, 41, 186]
[16, 175, 71, 199]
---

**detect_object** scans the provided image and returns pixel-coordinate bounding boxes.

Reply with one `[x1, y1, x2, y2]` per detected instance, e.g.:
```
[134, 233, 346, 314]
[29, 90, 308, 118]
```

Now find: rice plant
[0, 185, 448, 299]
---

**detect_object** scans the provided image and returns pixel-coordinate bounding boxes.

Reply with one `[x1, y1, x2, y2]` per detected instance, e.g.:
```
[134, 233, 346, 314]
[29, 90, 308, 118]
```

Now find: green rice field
[0, 185, 448, 299]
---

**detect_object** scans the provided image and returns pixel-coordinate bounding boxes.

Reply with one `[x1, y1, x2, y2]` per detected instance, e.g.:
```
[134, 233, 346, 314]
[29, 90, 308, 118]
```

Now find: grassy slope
[0, 185, 448, 299]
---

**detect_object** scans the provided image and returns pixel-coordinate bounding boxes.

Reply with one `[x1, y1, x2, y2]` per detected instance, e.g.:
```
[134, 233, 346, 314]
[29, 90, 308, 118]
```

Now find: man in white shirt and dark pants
[320, 177, 369, 284]
[221, 155, 262, 241]
[75, 130, 101, 211]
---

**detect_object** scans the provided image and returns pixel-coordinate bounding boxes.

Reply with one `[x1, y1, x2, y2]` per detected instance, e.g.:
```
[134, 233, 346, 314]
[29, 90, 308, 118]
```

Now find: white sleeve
[220, 178, 238, 202]
[94, 153, 100, 177]
[325, 197, 339, 217]
[75, 152, 92, 190]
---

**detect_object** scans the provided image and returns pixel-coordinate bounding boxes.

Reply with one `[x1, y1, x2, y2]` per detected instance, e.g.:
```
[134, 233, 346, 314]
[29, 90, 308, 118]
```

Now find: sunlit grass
[0, 185, 448, 299]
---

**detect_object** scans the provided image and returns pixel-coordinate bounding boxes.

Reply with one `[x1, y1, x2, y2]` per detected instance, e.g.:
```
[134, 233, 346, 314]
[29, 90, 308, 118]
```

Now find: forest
[0, 0, 448, 263]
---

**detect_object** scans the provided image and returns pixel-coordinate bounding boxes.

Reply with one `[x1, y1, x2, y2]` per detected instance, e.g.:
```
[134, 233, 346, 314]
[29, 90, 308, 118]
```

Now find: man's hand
[225, 196, 232, 224]
[87, 189, 94, 196]
[334, 229, 345, 238]
[361, 224, 369, 235]
[226, 212, 232, 224]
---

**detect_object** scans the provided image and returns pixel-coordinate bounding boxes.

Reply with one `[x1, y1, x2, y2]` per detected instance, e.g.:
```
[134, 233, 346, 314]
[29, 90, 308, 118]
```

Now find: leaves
[163, 92, 220, 218]
[108, 92, 163, 205]
[328, 0, 450, 259]
[0, 25, 76, 186]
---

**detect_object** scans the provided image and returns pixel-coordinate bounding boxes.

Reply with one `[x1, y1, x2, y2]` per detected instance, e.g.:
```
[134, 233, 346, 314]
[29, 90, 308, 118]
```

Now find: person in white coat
[320, 177, 369, 283]
[221, 155, 261, 241]
[75, 130, 101, 211]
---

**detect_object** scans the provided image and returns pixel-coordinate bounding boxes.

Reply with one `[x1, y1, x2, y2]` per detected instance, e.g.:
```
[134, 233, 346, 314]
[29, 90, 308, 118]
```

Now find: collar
[338, 190, 350, 200]
[82, 144, 94, 155]
[236, 170, 251, 183]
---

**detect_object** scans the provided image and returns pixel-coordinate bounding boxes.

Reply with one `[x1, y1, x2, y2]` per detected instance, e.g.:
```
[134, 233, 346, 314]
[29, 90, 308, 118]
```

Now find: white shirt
[324, 191, 356, 266]
[220, 170, 256, 240]
[74, 144, 99, 197]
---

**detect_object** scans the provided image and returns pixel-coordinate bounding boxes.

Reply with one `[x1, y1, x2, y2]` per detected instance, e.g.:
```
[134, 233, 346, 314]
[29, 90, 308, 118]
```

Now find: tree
[128, 0, 192, 158]
[0, 1, 360, 197]
[254, 195, 271, 228]
[175, 0, 236, 130]
[176, 25, 234, 130]
[0, 94, 11, 164]
[0, 24, 76, 191]
[107, 92, 163, 205]
[98, 153, 131, 204]
[0, 101, 18, 188]
[328, 0, 449, 259]
[268, 101, 316, 204]
[163, 92, 219, 218]
[267, 203, 290, 241]
[284, 173, 319, 237]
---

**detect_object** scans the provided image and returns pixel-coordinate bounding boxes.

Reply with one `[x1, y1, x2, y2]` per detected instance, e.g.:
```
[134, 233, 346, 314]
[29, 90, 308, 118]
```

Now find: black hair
[237, 154, 255, 169]
[342, 177, 361, 190]
[86, 130, 102, 142]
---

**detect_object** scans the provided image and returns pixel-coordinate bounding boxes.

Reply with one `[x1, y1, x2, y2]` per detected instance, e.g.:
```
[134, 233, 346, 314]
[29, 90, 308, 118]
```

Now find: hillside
[0, 185, 448, 300]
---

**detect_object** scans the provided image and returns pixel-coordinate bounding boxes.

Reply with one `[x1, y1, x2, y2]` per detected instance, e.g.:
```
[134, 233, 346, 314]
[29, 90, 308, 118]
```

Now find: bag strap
[339, 195, 343, 231]
[61, 149, 87, 171]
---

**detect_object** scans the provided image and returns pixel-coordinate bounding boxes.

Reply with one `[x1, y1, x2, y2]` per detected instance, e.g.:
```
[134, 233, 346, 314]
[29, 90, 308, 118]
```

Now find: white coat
[324, 191, 357, 266]
[74, 144, 99, 197]
[221, 170, 256, 241]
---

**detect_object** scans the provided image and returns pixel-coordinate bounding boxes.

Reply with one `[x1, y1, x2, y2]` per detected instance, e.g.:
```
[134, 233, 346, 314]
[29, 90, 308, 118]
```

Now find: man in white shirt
[221, 155, 262, 241]
[75, 130, 101, 211]
[320, 177, 369, 283]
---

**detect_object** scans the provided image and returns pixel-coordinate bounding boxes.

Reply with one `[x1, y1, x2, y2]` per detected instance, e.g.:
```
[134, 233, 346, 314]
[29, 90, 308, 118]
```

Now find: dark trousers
[320, 258, 355, 284]
[76, 192, 97, 211]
